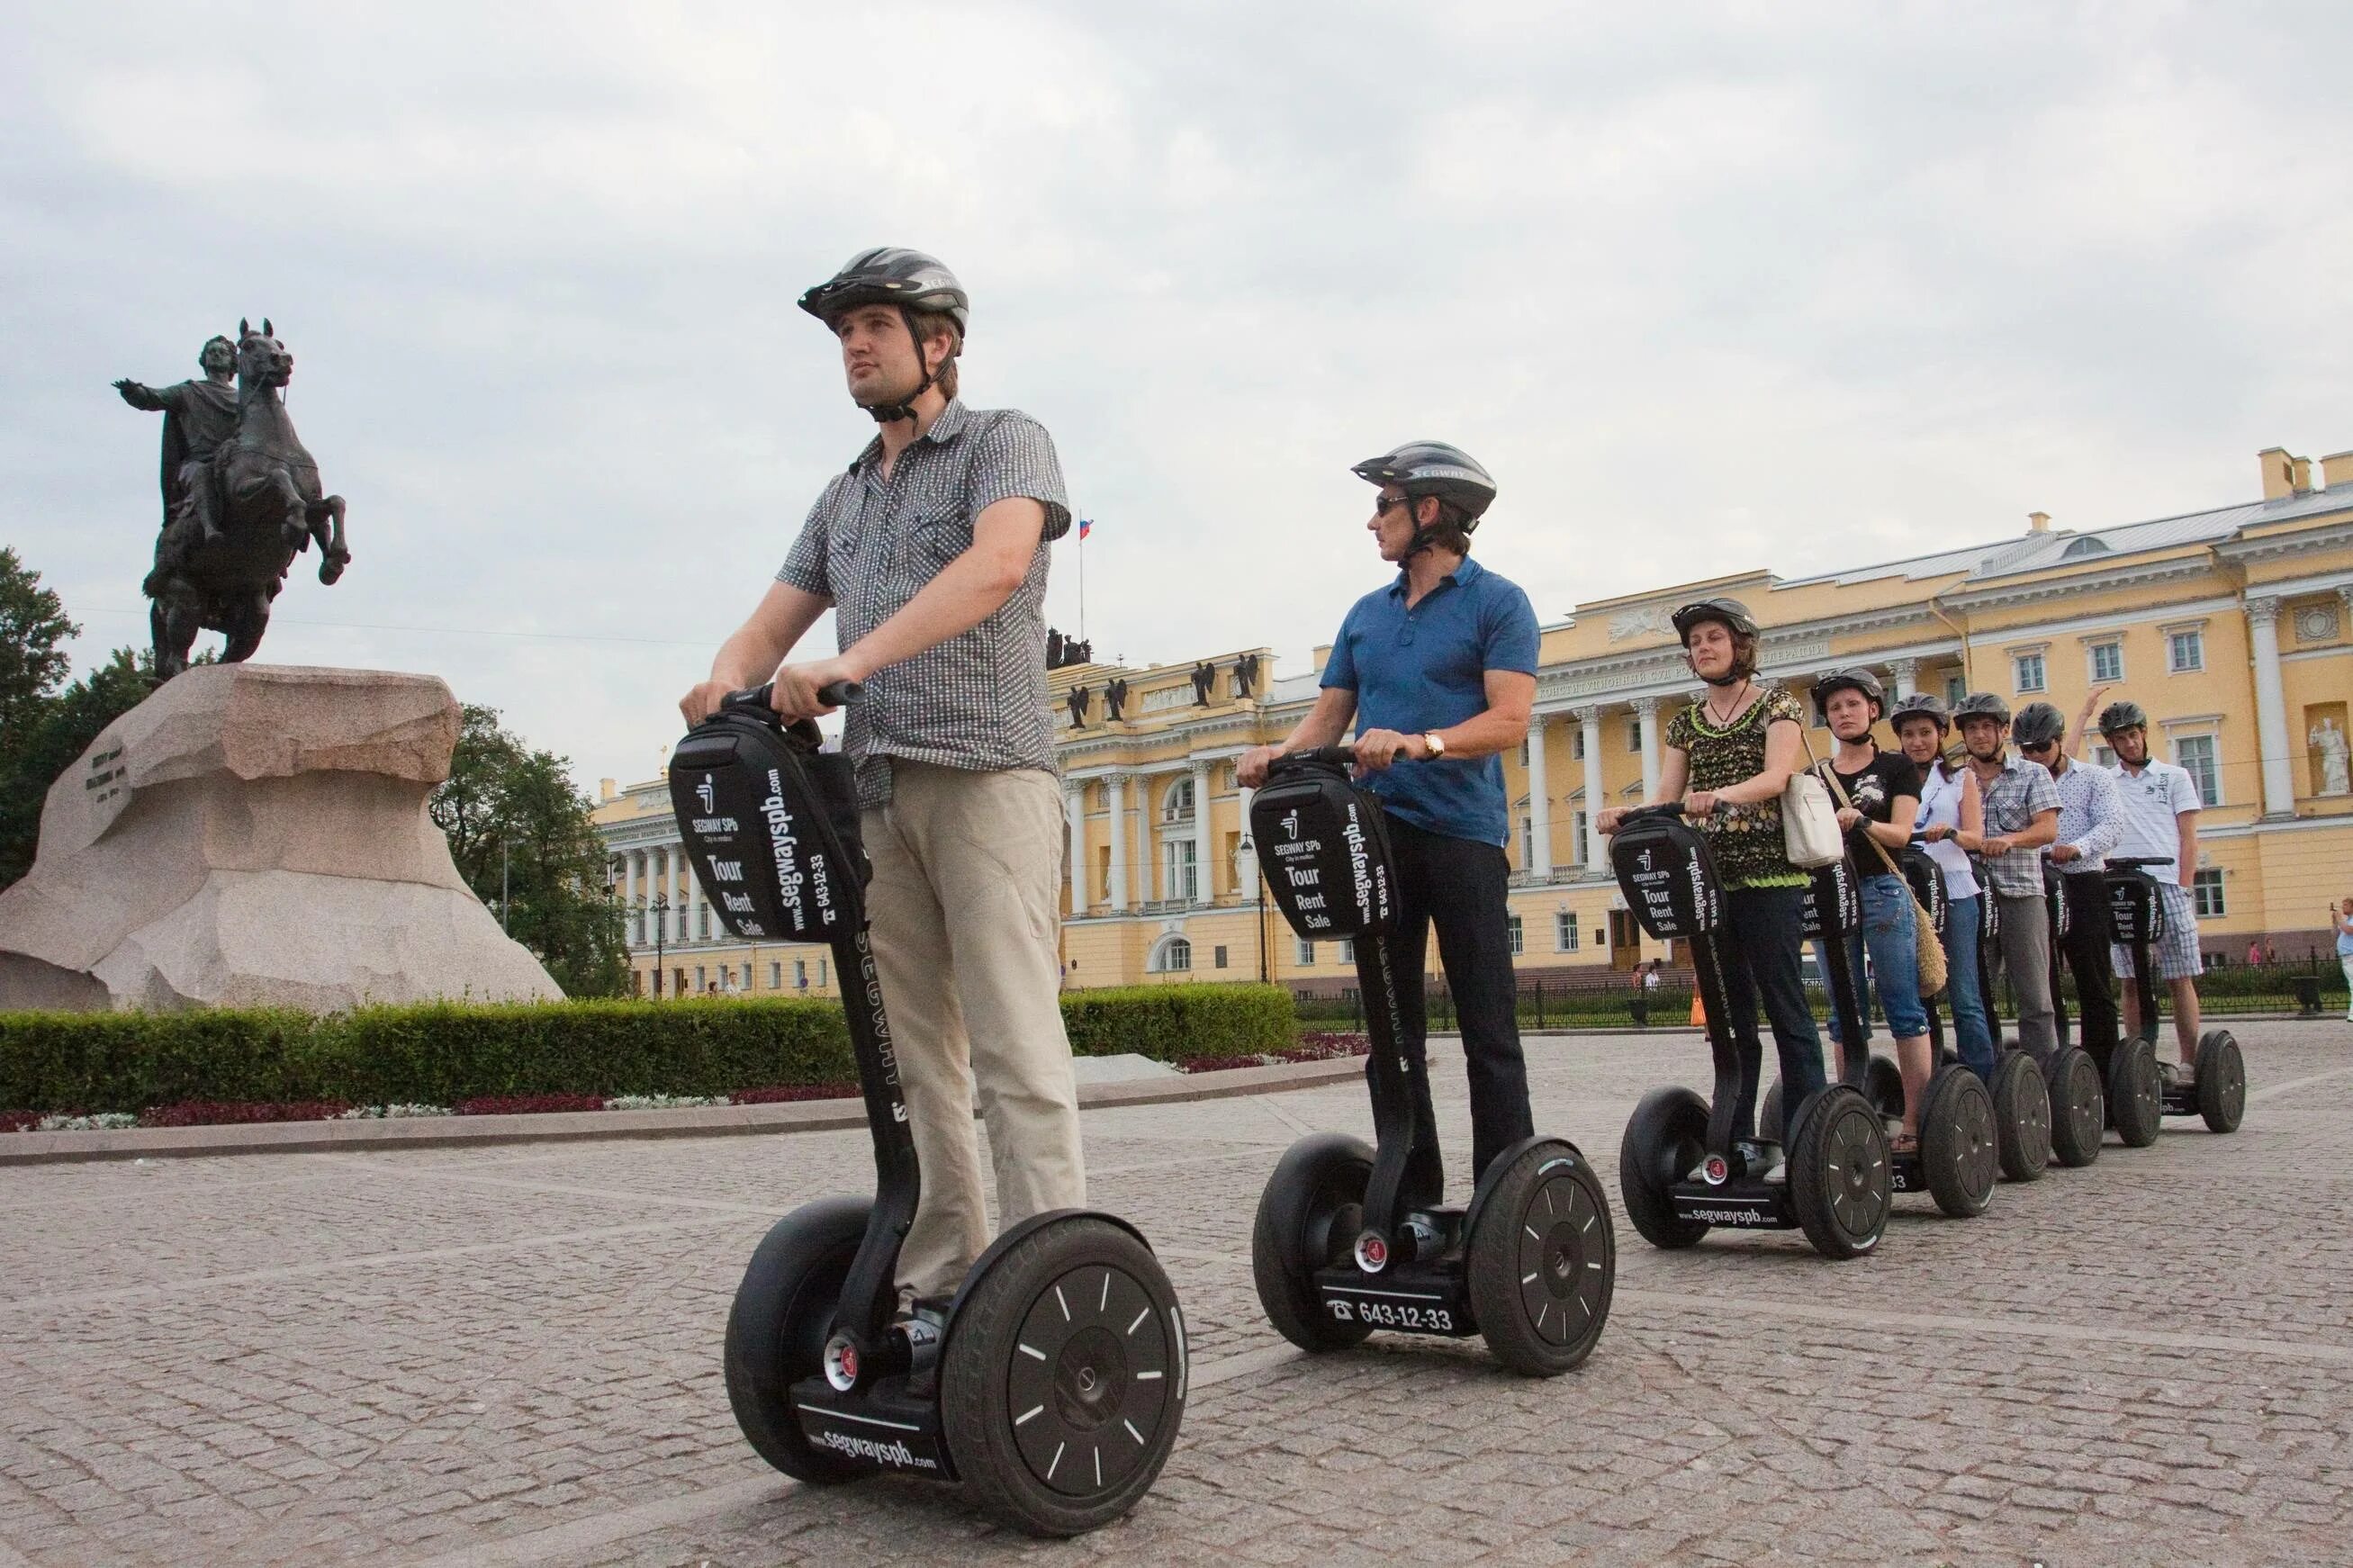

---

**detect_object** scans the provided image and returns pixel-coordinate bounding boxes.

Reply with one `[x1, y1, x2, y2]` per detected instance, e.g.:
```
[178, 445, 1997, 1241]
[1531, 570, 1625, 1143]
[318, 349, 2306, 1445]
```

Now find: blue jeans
[1942, 894, 1997, 1082]
[1818, 873, 1930, 1051]
[1720, 884, 1828, 1141]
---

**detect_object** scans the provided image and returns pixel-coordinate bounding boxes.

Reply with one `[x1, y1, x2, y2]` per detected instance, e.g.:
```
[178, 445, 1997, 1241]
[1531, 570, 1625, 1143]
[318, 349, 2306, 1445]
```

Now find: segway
[1952, 853, 2051, 1182]
[675, 684, 1186, 1536]
[1759, 849, 1997, 1220]
[1247, 749, 1613, 1376]
[2030, 857, 2107, 1167]
[2103, 857, 2247, 1134]
[1610, 804, 1891, 1259]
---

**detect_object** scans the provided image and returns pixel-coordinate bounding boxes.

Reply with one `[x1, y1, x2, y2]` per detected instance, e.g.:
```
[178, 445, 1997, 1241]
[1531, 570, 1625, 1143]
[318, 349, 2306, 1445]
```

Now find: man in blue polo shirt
[1240, 441, 1540, 1193]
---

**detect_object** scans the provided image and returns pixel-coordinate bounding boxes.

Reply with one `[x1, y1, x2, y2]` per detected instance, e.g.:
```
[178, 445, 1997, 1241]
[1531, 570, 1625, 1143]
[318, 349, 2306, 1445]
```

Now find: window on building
[770, 961, 782, 989]
[633, 969, 645, 996]
[818, 959, 828, 988]
[1943, 674, 1966, 707]
[1627, 720, 1643, 752]
[1164, 776, 1195, 822]
[1213, 945, 1228, 969]
[1295, 937, 1315, 967]
[673, 968, 685, 995]
[1151, 936, 1192, 973]
[2090, 743, 2116, 769]
[1338, 938, 1355, 965]
[2089, 642, 2123, 683]
[1570, 810, 1590, 863]
[1520, 815, 1534, 870]
[1507, 914, 1524, 956]
[794, 960, 807, 988]
[741, 963, 753, 989]
[2173, 734, 2220, 807]
[1569, 727, 1585, 761]
[699, 906, 712, 940]
[2168, 629, 2204, 673]
[2192, 867, 2225, 918]
[2012, 652, 2046, 693]
[1163, 837, 1199, 903]
[1517, 739, 1529, 767]
[694, 964, 706, 991]
[1555, 911, 1579, 951]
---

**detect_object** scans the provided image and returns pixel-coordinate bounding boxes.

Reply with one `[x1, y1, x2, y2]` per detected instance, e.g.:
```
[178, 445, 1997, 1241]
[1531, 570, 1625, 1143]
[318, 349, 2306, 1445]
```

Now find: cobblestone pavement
[3, 1023, 2349, 1567]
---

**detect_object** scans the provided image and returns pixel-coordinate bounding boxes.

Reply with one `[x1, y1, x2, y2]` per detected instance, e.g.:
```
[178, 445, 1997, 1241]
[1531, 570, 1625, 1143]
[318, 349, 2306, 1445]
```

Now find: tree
[0, 546, 77, 744]
[431, 703, 630, 997]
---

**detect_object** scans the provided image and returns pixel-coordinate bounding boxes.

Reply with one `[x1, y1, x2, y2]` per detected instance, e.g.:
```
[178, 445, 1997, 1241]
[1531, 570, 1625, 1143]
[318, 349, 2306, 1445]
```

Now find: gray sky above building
[5, 3, 2347, 793]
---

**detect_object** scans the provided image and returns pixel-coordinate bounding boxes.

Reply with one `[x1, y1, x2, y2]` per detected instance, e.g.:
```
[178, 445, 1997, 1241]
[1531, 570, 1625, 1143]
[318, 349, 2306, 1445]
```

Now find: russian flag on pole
[1078, 518, 1095, 540]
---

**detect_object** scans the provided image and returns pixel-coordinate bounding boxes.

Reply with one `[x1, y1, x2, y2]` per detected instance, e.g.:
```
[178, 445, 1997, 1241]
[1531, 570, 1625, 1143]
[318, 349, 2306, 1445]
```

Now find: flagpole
[1078, 518, 1088, 645]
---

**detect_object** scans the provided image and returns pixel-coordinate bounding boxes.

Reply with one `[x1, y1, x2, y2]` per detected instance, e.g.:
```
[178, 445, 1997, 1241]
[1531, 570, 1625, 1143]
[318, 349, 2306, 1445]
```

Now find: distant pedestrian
[2248, 939, 2265, 968]
[2335, 900, 2353, 1023]
[1629, 961, 1652, 1028]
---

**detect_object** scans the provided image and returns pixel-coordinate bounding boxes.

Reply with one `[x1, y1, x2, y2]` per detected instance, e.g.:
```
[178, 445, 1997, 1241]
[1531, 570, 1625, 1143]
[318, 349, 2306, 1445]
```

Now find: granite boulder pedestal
[0, 664, 561, 1012]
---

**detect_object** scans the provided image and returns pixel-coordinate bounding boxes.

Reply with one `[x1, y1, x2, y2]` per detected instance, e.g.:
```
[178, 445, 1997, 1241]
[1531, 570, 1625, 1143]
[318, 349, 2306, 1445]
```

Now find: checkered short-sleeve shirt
[778, 399, 1071, 808]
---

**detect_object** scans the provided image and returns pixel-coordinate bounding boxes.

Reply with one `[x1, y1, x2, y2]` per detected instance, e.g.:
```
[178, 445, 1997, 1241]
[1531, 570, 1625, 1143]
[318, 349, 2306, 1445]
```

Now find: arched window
[1161, 775, 1196, 823]
[1149, 934, 1194, 973]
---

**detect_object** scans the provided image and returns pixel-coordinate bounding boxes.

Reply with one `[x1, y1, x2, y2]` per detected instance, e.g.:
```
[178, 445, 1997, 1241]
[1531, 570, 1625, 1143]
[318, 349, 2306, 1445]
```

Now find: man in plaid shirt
[1956, 694, 2061, 1065]
[2015, 700, 2124, 1059]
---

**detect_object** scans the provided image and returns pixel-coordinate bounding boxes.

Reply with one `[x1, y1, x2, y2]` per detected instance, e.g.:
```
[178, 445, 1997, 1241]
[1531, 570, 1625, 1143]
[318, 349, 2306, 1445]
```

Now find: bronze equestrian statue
[118, 320, 350, 677]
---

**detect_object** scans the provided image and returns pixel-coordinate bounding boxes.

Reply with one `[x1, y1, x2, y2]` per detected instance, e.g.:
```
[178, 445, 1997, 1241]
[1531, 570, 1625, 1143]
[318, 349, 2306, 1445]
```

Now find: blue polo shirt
[1320, 555, 1540, 847]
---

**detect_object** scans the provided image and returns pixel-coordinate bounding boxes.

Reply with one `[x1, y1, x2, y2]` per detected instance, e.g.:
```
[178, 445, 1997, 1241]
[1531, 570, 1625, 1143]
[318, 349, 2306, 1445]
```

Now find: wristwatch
[1421, 731, 1447, 761]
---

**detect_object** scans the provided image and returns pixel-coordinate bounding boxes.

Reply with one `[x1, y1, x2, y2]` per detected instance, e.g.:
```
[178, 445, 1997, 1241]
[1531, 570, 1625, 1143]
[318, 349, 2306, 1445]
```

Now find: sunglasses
[1375, 494, 1415, 518]
[2018, 740, 2059, 755]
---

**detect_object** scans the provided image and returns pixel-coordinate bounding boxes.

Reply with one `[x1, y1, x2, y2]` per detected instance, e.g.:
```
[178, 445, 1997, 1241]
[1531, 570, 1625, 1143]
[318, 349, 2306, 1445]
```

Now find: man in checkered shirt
[2014, 700, 2124, 1060]
[681, 248, 1082, 1306]
[1956, 693, 2062, 1065]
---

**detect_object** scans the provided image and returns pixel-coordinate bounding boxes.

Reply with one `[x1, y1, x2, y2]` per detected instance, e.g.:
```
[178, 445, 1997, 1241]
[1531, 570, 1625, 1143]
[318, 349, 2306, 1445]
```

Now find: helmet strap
[858, 307, 938, 426]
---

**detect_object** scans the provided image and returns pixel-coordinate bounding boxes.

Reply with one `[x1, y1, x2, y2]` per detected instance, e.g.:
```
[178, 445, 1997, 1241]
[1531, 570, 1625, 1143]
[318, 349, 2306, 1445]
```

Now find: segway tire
[2195, 1030, 2247, 1133]
[1991, 1051, 2050, 1183]
[1758, 1080, 1784, 1146]
[1618, 1086, 1712, 1250]
[1864, 1055, 1907, 1122]
[2047, 1048, 2104, 1168]
[1250, 1133, 1375, 1352]
[942, 1215, 1186, 1536]
[2108, 1037, 2162, 1149]
[1919, 1067, 1997, 1219]
[723, 1196, 875, 1485]
[1787, 1086, 1890, 1259]
[1466, 1140, 1615, 1378]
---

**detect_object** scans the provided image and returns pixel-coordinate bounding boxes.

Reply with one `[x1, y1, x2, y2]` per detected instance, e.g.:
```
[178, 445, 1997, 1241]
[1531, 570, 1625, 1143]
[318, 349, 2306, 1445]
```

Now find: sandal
[1890, 1131, 1921, 1155]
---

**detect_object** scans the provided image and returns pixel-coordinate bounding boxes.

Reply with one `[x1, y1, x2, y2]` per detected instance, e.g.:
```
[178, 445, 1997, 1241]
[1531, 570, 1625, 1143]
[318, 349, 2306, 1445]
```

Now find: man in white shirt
[2077, 695, 2207, 1080]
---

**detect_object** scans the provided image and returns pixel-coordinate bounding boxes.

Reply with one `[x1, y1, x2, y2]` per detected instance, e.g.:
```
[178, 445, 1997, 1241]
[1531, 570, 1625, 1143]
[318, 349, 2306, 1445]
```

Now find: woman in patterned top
[1599, 598, 1827, 1149]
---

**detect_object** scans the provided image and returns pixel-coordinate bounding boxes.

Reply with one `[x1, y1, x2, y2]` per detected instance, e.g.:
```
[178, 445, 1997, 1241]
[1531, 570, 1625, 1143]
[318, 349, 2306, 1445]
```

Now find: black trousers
[2058, 871, 2120, 1059]
[1373, 813, 1536, 1196]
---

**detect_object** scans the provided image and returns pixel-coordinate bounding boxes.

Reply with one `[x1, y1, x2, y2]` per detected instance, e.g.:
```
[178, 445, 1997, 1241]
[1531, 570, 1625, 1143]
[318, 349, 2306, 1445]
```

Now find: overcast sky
[5, 3, 2348, 792]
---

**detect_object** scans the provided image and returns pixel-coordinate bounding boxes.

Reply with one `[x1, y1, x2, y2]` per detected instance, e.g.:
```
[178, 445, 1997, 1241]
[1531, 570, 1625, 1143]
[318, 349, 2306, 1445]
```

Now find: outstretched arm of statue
[113, 379, 169, 410]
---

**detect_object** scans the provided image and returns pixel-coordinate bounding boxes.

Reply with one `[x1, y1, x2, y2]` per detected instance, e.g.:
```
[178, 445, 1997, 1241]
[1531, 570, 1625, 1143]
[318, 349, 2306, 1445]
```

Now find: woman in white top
[1893, 694, 1996, 1084]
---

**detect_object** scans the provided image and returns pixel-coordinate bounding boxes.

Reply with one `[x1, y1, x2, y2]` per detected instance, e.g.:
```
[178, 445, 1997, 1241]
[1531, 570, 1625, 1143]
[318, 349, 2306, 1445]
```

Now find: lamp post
[645, 893, 671, 997]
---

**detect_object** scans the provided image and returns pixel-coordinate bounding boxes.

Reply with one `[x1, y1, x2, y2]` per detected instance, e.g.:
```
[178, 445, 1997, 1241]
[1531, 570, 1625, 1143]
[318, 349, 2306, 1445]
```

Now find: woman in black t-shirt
[1811, 670, 1932, 1152]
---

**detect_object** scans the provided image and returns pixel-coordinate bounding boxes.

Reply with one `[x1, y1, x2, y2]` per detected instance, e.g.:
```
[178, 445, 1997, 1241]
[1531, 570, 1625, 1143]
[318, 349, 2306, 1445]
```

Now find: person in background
[2015, 700, 2124, 1061]
[1894, 693, 1997, 1085]
[1957, 693, 2061, 1069]
[2334, 899, 2353, 1023]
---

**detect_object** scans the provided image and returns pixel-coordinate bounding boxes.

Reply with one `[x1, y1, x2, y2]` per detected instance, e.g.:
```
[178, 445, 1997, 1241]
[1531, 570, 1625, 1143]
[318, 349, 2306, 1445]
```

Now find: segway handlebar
[722, 680, 863, 716]
[2108, 855, 2175, 870]
[1611, 801, 1694, 829]
[1265, 744, 1360, 774]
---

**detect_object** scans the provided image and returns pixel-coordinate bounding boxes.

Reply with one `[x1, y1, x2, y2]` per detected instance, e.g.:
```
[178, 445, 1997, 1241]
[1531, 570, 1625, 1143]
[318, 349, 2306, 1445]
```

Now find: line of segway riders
[1602, 604, 2246, 1262]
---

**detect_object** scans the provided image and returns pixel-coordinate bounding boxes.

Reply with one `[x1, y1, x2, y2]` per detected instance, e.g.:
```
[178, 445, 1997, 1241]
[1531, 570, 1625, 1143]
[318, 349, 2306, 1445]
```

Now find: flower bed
[1, 1082, 864, 1133]
[1176, 1031, 1368, 1075]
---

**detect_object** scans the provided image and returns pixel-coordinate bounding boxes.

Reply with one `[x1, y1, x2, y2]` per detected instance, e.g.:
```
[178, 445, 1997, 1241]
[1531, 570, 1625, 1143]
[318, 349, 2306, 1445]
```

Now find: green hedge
[0, 984, 1296, 1114]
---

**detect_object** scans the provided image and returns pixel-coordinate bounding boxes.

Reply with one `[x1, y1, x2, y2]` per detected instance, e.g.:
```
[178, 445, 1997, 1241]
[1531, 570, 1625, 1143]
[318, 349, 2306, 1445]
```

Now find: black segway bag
[2105, 868, 2164, 946]
[669, 702, 869, 942]
[1898, 849, 1948, 941]
[1607, 812, 1724, 942]
[1249, 752, 1394, 940]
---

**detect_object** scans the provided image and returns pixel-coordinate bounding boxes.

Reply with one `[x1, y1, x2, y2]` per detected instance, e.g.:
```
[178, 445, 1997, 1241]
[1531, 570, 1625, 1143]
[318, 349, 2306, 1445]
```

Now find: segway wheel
[1466, 1140, 1615, 1378]
[1919, 1068, 1997, 1219]
[1991, 1051, 2050, 1183]
[1863, 1055, 1907, 1123]
[2108, 1037, 2162, 1149]
[1787, 1086, 1889, 1259]
[1757, 1080, 1784, 1145]
[1249, 1133, 1376, 1352]
[2195, 1030, 2247, 1133]
[2047, 1048, 2104, 1168]
[1618, 1086, 1711, 1250]
[723, 1195, 874, 1485]
[942, 1215, 1185, 1537]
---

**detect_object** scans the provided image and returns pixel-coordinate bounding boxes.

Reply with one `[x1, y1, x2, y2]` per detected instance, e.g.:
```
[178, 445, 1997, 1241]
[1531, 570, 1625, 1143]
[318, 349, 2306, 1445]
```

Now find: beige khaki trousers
[862, 761, 1085, 1299]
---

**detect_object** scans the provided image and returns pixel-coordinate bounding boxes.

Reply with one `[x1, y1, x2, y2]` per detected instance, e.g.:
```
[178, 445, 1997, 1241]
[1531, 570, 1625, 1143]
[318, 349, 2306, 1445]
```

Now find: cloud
[4, 2, 2347, 797]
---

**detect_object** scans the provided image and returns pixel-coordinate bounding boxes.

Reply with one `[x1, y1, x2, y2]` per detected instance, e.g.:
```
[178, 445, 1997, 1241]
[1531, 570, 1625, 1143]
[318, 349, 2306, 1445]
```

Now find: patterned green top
[1664, 687, 1809, 889]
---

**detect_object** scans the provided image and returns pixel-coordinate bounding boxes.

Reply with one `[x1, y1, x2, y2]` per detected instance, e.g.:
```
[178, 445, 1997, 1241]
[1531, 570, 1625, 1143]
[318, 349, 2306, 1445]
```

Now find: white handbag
[1781, 734, 1844, 869]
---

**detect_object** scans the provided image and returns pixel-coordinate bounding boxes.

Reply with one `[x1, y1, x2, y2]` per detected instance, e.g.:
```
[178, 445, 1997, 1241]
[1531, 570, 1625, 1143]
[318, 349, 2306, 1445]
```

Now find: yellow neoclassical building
[596, 442, 2353, 998]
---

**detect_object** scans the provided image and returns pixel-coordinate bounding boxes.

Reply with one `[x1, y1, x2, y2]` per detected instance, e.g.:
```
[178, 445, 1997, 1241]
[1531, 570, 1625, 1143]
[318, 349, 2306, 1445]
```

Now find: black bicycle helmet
[1952, 692, 2011, 728]
[2097, 699, 2149, 736]
[799, 247, 969, 423]
[1352, 442, 1497, 562]
[1670, 597, 1759, 642]
[2011, 701, 2066, 750]
[1889, 691, 1951, 733]
[1809, 667, 1886, 723]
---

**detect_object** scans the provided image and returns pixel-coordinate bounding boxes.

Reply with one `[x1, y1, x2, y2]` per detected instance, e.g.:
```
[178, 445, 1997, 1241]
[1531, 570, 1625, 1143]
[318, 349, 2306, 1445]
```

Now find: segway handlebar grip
[2109, 855, 2174, 870]
[1267, 744, 1359, 773]
[1614, 801, 1692, 828]
[722, 680, 864, 716]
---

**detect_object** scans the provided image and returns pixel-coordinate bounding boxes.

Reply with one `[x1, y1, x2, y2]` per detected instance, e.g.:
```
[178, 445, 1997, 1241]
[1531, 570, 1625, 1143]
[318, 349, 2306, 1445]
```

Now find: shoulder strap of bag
[1811, 741, 1907, 879]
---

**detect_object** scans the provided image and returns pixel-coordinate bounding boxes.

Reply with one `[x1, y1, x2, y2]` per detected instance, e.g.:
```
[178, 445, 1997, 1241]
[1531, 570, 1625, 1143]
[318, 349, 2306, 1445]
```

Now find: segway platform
[674, 687, 1186, 1535]
[1249, 751, 1613, 1375]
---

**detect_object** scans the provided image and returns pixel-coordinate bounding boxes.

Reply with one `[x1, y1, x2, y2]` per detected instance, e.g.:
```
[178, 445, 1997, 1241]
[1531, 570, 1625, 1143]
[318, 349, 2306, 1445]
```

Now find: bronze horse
[144, 319, 350, 677]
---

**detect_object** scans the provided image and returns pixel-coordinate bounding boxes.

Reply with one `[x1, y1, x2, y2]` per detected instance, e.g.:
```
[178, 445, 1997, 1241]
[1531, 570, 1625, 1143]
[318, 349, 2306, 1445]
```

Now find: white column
[1238, 785, 1259, 895]
[1192, 759, 1214, 905]
[1525, 712, 1551, 877]
[672, 847, 689, 942]
[1107, 773, 1131, 912]
[1889, 659, 1919, 700]
[1636, 698, 1663, 803]
[2248, 596, 2296, 816]
[1065, 782, 1087, 913]
[1579, 706, 1606, 870]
